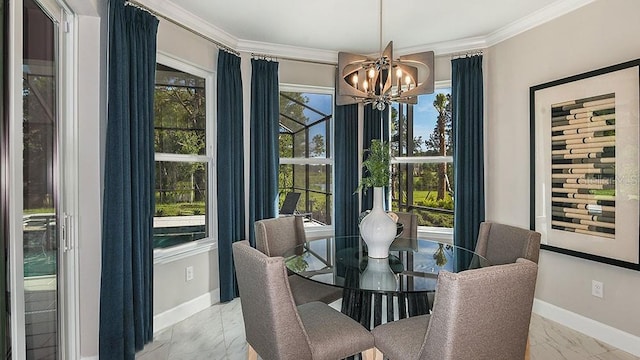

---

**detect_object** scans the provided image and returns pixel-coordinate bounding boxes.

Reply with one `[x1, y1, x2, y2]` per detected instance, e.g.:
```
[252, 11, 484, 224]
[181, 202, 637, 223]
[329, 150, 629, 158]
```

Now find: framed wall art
[530, 59, 640, 270]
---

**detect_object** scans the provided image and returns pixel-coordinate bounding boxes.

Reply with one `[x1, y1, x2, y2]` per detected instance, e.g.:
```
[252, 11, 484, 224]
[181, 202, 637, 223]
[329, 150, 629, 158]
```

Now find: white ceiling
[153, 0, 595, 57]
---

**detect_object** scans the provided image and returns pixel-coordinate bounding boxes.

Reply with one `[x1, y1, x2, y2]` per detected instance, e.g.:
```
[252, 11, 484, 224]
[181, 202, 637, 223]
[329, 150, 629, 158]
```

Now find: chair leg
[524, 337, 531, 360]
[361, 348, 376, 360]
[247, 343, 258, 360]
[373, 348, 384, 360]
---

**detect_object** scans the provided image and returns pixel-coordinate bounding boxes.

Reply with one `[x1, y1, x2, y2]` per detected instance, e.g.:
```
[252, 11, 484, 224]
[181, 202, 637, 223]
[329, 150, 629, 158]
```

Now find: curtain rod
[251, 52, 336, 66]
[451, 49, 484, 59]
[125, 0, 240, 56]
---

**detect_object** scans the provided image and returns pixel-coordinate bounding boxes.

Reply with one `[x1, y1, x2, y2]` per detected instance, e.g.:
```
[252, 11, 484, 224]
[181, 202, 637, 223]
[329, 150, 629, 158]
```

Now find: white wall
[76, 14, 104, 359]
[152, 19, 221, 322]
[279, 58, 335, 87]
[62, 0, 104, 357]
[487, 0, 640, 340]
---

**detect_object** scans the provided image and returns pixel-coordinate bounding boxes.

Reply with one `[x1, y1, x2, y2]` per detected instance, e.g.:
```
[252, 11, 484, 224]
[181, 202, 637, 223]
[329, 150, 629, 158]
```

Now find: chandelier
[336, 0, 435, 111]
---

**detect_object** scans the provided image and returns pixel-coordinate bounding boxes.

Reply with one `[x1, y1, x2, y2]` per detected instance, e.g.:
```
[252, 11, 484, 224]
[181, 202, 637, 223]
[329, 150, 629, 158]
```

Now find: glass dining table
[282, 235, 490, 329]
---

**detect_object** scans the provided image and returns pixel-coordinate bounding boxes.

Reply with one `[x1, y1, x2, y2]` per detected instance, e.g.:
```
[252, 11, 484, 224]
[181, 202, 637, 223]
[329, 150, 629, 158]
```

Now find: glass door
[22, 0, 62, 358]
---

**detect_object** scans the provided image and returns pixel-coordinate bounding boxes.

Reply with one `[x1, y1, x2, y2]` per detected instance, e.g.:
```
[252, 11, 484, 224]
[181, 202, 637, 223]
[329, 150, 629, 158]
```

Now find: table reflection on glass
[283, 235, 490, 329]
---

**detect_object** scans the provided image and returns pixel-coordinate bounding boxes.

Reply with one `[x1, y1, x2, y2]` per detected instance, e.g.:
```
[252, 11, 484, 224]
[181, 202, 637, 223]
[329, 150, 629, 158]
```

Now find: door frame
[8, 0, 79, 358]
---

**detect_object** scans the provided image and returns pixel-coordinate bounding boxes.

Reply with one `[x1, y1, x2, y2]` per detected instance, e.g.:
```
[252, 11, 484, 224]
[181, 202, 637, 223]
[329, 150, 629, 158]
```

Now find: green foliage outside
[154, 65, 207, 218]
[391, 91, 454, 228]
[414, 191, 454, 210]
[24, 208, 54, 215]
[278, 91, 333, 224]
[154, 202, 205, 217]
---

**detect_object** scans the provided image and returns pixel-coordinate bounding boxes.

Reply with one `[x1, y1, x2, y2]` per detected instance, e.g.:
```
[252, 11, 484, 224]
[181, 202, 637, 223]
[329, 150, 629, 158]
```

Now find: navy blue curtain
[334, 104, 359, 238]
[249, 59, 279, 246]
[362, 104, 390, 210]
[100, 2, 158, 359]
[217, 50, 245, 302]
[452, 55, 485, 257]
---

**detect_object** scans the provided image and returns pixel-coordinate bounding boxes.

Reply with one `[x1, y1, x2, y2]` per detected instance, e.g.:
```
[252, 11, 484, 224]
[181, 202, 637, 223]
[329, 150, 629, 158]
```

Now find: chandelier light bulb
[352, 74, 358, 87]
[396, 68, 402, 78]
[405, 75, 411, 85]
[368, 68, 375, 79]
[363, 80, 369, 91]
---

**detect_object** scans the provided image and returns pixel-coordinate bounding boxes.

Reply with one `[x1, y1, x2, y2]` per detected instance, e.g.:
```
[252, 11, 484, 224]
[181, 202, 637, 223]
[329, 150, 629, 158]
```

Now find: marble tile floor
[137, 298, 639, 360]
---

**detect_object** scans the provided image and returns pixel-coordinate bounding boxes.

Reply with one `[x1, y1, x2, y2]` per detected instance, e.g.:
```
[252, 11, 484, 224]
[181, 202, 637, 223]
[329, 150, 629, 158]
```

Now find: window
[153, 60, 214, 249]
[391, 85, 453, 228]
[278, 87, 333, 225]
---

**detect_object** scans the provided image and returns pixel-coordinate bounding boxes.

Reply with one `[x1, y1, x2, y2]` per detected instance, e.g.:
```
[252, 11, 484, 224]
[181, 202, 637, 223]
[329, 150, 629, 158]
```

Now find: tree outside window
[391, 88, 453, 227]
[153, 63, 210, 248]
[278, 89, 333, 224]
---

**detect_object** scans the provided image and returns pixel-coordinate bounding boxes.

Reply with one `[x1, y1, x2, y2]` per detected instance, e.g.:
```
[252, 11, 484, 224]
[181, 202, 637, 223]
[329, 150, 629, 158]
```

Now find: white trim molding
[153, 0, 596, 60]
[533, 299, 640, 357]
[486, 0, 596, 47]
[237, 39, 337, 64]
[153, 239, 217, 265]
[153, 289, 221, 334]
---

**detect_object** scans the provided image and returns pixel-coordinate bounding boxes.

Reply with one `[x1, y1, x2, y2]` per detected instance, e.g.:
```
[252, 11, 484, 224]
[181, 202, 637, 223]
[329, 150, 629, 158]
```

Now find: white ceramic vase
[359, 187, 397, 258]
[360, 257, 398, 291]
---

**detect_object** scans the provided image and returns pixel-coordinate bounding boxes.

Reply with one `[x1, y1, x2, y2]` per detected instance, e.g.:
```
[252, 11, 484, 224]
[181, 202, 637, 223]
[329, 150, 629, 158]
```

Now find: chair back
[475, 222, 541, 265]
[255, 216, 306, 257]
[395, 212, 418, 239]
[420, 259, 538, 360]
[232, 241, 313, 359]
[280, 192, 301, 215]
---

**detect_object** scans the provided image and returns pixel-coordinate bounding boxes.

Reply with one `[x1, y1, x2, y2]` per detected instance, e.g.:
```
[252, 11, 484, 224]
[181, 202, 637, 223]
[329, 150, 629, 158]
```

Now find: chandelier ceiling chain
[378, 0, 383, 58]
[336, 0, 435, 111]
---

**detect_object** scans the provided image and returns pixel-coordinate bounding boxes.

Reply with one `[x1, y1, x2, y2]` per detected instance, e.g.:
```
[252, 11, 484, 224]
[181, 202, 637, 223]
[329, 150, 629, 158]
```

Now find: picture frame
[530, 59, 640, 271]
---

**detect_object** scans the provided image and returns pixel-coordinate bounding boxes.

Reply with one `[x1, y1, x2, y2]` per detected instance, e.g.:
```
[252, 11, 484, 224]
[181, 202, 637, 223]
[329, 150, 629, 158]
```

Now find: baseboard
[80, 356, 98, 360]
[533, 299, 640, 356]
[153, 289, 220, 334]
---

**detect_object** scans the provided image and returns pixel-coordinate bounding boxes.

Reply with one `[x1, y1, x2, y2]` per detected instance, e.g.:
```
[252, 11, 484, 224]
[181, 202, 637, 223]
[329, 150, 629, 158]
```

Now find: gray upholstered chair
[390, 212, 418, 251]
[372, 258, 538, 360]
[255, 216, 342, 305]
[255, 216, 306, 258]
[475, 221, 542, 265]
[395, 212, 418, 239]
[232, 240, 376, 360]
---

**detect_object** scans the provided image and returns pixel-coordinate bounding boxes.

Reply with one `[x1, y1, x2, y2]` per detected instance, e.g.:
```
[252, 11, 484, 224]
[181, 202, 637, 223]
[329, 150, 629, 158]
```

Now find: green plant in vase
[357, 139, 396, 258]
[357, 139, 391, 193]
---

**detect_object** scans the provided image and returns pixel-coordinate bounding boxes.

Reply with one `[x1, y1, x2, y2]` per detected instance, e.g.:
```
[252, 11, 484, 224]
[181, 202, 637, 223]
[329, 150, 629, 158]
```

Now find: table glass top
[283, 235, 490, 293]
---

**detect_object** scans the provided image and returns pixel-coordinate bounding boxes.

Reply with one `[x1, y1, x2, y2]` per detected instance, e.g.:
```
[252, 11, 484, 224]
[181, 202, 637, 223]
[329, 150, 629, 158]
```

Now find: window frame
[278, 83, 335, 234]
[390, 80, 453, 242]
[152, 52, 217, 264]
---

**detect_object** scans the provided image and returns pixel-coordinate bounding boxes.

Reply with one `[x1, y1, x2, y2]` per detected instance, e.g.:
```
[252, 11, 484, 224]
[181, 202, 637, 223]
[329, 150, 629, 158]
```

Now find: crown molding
[486, 0, 596, 47]
[156, 0, 595, 61]
[236, 39, 338, 64]
[396, 36, 488, 57]
[136, 0, 238, 49]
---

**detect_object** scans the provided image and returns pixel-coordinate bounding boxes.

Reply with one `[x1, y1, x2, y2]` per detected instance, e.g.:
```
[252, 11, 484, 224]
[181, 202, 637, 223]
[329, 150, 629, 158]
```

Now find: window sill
[153, 238, 217, 265]
[304, 224, 334, 239]
[418, 226, 453, 244]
